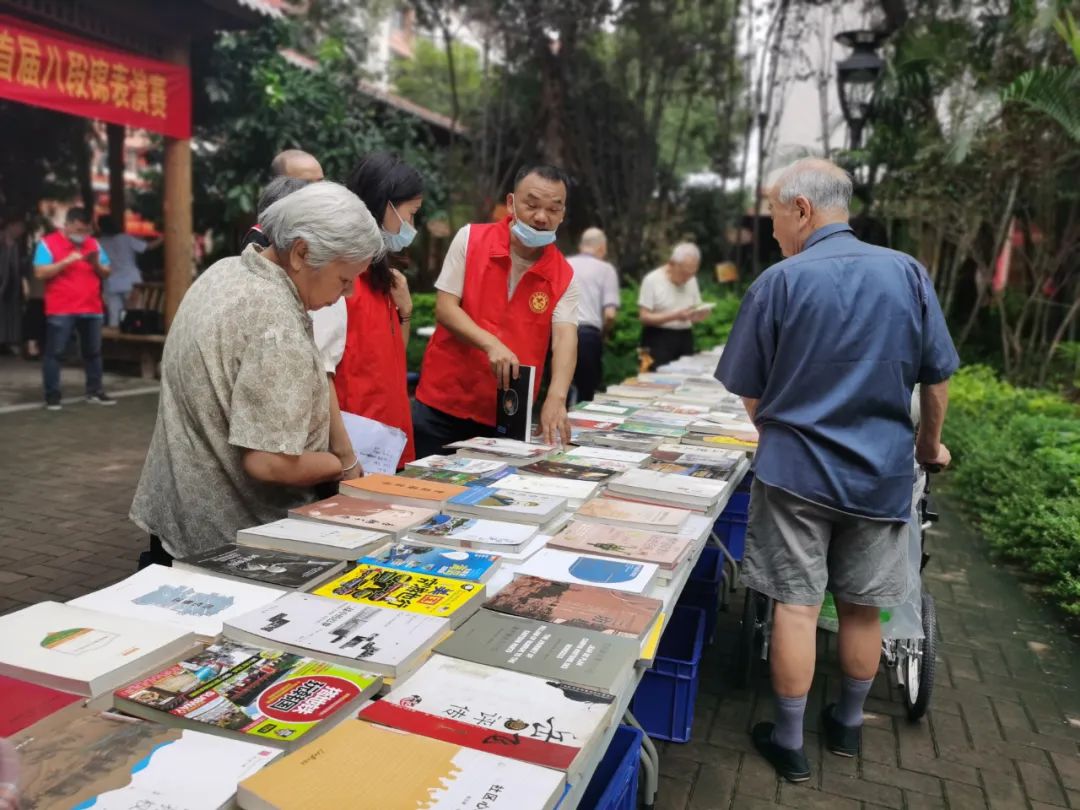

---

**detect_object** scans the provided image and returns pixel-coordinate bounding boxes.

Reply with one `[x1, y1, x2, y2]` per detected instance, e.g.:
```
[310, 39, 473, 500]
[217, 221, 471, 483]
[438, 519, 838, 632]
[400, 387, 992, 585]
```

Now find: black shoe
[86, 391, 117, 406]
[45, 394, 62, 411]
[751, 722, 811, 782]
[821, 703, 861, 757]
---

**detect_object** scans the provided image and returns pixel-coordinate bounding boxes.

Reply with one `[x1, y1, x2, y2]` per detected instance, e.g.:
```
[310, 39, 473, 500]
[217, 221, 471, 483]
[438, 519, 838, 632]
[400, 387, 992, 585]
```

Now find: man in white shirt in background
[568, 227, 619, 403]
[638, 241, 709, 369]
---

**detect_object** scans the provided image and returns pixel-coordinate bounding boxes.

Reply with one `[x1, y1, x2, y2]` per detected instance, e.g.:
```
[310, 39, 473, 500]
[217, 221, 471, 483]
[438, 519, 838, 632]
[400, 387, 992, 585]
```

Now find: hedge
[944, 366, 1080, 615]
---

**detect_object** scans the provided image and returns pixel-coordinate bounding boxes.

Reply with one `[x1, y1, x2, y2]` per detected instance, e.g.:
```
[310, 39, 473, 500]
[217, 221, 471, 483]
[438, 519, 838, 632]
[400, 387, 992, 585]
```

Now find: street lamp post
[835, 30, 887, 150]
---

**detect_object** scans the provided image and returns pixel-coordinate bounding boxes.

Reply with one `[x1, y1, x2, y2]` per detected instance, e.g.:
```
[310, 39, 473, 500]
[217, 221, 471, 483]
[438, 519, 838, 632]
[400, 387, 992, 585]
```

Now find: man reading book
[413, 165, 579, 455]
[637, 242, 710, 370]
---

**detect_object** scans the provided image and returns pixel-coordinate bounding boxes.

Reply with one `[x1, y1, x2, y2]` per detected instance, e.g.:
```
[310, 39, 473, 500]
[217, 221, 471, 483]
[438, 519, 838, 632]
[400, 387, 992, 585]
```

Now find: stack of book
[289, 496, 436, 538]
[448, 437, 556, 466]
[606, 467, 731, 512]
[339, 473, 467, 510]
[548, 521, 693, 582]
[237, 518, 387, 561]
[445, 485, 567, 526]
[172, 544, 346, 591]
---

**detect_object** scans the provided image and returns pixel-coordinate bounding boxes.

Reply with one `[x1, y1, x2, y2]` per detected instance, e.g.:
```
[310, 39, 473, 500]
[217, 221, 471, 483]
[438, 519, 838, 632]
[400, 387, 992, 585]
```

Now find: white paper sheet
[342, 411, 407, 474]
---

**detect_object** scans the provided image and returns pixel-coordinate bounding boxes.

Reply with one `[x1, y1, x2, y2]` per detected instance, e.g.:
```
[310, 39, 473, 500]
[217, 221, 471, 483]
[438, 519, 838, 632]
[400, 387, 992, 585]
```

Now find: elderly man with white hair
[568, 227, 620, 402]
[716, 158, 959, 781]
[638, 241, 709, 369]
[130, 182, 384, 567]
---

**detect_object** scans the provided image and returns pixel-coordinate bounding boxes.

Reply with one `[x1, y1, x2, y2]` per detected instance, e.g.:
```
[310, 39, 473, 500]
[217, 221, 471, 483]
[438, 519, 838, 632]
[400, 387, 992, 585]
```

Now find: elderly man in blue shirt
[716, 158, 959, 782]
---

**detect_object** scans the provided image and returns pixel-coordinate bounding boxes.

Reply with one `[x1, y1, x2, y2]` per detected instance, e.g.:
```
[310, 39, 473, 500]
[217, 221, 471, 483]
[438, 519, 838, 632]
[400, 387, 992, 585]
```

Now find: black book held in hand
[496, 365, 536, 442]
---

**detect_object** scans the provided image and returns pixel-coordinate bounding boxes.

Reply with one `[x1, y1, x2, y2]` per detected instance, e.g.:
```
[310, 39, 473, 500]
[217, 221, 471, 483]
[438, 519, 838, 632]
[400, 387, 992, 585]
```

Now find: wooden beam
[162, 39, 192, 330]
[107, 123, 126, 224]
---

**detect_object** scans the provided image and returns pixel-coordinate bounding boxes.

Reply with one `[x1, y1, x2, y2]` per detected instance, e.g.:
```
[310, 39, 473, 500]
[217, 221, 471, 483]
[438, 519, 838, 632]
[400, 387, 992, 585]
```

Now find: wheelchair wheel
[735, 589, 768, 688]
[903, 592, 937, 721]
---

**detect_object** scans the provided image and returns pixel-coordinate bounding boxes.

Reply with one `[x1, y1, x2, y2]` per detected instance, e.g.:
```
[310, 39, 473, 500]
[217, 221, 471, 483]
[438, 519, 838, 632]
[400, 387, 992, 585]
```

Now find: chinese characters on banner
[0, 14, 190, 138]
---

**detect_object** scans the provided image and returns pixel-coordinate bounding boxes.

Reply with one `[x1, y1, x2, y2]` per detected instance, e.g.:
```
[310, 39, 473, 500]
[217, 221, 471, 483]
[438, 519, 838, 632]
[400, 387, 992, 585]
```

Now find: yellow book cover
[340, 473, 467, 503]
[312, 564, 484, 625]
[238, 720, 566, 810]
[702, 434, 758, 449]
[639, 612, 666, 661]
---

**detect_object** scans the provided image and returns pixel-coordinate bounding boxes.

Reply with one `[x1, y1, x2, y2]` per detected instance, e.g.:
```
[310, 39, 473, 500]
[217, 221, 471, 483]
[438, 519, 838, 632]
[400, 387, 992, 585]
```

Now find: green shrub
[945, 366, 1080, 615]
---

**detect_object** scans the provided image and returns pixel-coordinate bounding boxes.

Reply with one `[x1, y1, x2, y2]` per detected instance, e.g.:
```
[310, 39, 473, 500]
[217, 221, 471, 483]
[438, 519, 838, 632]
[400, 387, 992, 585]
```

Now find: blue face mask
[510, 210, 558, 249]
[382, 203, 417, 252]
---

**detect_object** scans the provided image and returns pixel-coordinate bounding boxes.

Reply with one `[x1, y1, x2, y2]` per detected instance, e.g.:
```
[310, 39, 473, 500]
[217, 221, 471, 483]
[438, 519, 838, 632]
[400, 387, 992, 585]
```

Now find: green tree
[393, 38, 485, 121]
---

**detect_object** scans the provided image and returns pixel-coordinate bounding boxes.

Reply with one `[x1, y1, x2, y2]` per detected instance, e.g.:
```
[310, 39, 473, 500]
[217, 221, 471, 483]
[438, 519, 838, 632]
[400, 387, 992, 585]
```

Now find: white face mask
[68, 233, 87, 245]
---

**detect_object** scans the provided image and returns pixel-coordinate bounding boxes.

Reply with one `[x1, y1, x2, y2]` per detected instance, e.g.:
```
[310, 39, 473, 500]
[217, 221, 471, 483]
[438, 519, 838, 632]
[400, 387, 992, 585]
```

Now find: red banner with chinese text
[0, 14, 190, 138]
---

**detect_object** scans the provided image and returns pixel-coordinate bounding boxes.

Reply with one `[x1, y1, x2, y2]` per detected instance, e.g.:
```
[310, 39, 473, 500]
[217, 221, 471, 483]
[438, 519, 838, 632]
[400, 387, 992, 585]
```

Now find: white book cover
[224, 591, 447, 674]
[407, 456, 509, 475]
[568, 411, 627, 425]
[80, 730, 280, 810]
[576, 402, 634, 415]
[493, 474, 599, 505]
[517, 548, 659, 594]
[612, 468, 727, 499]
[562, 446, 651, 465]
[446, 486, 565, 524]
[363, 654, 613, 773]
[411, 514, 538, 547]
[448, 437, 555, 457]
[238, 518, 385, 556]
[0, 601, 195, 697]
[574, 497, 691, 533]
[415, 532, 549, 563]
[69, 564, 282, 639]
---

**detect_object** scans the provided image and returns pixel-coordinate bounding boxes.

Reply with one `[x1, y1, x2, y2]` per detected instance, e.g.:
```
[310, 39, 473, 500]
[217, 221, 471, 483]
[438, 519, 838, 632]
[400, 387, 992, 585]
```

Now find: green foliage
[944, 366, 1080, 615]
[392, 38, 485, 122]
[1002, 65, 1080, 142]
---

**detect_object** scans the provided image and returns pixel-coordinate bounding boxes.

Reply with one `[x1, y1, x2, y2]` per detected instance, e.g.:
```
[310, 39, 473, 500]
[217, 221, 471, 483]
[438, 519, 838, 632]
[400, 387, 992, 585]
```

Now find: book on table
[616, 419, 689, 439]
[653, 441, 744, 465]
[448, 436, 556, 466]
[236, 518, 387, 561]
[288, 495, 436, 537]
[592, 393, 657, 408]
[0, 601, 196, 698]
[406, 455, 509, 476]
[362, 541, 500, 583]
[491, 472, 599, 510]
[339, 472, 467, 510]
[445, 484, 566, 525]
[572, 430, 662, 453]
[649, 400, 712, 415]
[360, 653, 615, 778]
[643, 458, 734, 479]
[624, 409, 695, 427]
[223, 591, 449, 679]
[113, 640, 381, 750]
[516, 548, 659, 594]
[311, 563, 485, 628]
[607, 467, 729, 511]
[495, 364, 536, 441]
[398, 466, 490, 487]
[572, 401, 638, 416]
[173, 544, 345, 591]
[549, 521, 693, 573]
[485, 573, 661, 639]
[680, 430, 759, 451]
[237, 719, 566, 810]
[566, 415, 623, 431]
[434, 609, 640, 696]
[12, 704, 282, 810]
[517, 458, 617, 482]
[687, 417, 759, 438]
[573, 495, 691, 534]
[407, 513, 538, 553]
[0, 673, 82, 736]
[602, 384, 669, 400]
[68, 564, 282, 641]
[409, 530, 549, 564]
[556, 444, 651, 466]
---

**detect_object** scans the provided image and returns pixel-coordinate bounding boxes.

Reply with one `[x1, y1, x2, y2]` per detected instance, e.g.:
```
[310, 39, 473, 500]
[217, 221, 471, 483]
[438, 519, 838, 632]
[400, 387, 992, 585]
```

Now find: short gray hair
[670, 242, 701, 265]
[260, 181, 384, 268]
[773, 158, 852, 212]
[258, 176, 309, 216]
[579, 227, 607, 253]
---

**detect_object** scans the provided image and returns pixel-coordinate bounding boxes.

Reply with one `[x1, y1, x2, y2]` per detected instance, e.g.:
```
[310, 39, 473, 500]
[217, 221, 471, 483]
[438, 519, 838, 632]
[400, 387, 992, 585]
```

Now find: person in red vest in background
[413, 164, 579, 457]
[331, 152, 425, 467]
[33, 207, 113, 411]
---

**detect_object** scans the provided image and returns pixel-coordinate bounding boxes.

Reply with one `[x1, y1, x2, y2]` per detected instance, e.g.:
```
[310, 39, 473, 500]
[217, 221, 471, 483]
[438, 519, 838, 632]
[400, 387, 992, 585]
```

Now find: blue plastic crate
[678, 546, 724, 642]
[578, 725, 643, 810]
[714, 491, 750, 561]
[631, 606, 707, 742]
[735, 470, 755, 493]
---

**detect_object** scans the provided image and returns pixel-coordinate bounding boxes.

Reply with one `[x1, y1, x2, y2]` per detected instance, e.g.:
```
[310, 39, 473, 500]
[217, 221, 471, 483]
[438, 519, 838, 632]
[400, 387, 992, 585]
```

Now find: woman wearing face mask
[329, 152, 424, 467]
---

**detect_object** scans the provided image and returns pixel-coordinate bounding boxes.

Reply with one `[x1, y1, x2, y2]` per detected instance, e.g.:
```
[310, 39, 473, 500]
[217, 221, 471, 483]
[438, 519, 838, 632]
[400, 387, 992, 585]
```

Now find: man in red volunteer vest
[413, 164, 580, 456]
[33, 207, 113, 410]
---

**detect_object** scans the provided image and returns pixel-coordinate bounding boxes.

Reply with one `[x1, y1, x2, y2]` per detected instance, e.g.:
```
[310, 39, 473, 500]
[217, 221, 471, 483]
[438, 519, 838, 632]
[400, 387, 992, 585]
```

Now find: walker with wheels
[735, 464, 941, 721]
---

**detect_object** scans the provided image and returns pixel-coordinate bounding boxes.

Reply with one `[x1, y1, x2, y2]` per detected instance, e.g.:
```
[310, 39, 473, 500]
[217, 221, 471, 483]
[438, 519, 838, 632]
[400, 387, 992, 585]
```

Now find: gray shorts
[742, 478, 909, 608]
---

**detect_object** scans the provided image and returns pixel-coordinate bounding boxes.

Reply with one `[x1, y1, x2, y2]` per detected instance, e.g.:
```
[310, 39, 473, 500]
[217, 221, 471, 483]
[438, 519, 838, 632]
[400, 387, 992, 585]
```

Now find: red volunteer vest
[417, 217, 575, 426]
[42, 231, 104, 317]
[335, 278, 416, 466]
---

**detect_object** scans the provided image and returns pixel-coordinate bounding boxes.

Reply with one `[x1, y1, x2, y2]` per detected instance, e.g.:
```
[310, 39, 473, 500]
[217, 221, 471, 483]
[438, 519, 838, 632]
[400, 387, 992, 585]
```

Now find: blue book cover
[361, 542, 498, 581]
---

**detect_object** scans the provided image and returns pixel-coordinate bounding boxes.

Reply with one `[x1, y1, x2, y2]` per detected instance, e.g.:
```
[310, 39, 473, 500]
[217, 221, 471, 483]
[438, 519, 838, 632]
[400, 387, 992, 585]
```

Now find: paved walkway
[1, 394, 1078, 809]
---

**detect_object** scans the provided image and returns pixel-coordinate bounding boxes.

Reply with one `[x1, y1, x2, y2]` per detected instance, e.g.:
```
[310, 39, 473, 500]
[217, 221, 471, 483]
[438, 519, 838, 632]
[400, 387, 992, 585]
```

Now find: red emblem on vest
[529, 291, 550, 313]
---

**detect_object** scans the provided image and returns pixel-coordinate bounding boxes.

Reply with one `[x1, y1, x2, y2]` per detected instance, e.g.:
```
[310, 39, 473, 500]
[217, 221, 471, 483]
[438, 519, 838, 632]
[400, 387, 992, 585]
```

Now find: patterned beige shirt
[130, 246, 329, 558]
